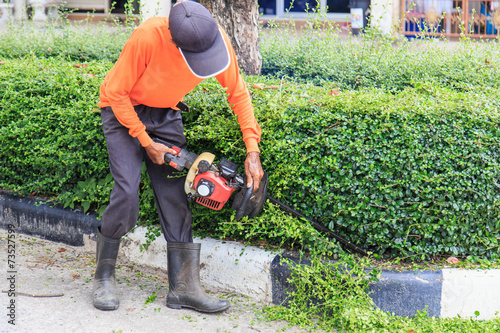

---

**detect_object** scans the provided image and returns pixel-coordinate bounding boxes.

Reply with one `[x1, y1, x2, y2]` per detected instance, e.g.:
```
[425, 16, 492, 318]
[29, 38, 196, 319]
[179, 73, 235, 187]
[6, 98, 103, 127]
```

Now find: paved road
[0, 230, 307, 333]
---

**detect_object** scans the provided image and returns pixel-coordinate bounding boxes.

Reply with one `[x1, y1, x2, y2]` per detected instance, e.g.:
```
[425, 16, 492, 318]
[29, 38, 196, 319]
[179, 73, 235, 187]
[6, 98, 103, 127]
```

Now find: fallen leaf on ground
[82, 73, 95, 78]
[447, 256, 460, 264]
[252, 83, 264, 90]
[72, 274, 80, 279]
[58, 248, 66, 252]
[264, 85, 279, 89]
[73, 64, 88, 68]
[329, 89, 340, 96]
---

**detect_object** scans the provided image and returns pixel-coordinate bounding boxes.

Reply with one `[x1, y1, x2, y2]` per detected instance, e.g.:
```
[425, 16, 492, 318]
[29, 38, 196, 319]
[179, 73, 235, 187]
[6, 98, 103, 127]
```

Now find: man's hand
[145, 142, 178, 165]
[244, 152, 264, 192]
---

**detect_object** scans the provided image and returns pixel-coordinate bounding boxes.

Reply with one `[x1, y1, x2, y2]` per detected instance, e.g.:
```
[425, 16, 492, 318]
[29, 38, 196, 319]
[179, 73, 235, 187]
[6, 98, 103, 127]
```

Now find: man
[94, 0, 263, 313]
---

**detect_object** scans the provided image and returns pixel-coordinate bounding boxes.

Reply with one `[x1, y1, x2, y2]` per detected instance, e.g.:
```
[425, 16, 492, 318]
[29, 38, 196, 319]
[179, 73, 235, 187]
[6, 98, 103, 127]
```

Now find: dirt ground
[0, 229, 310, 333]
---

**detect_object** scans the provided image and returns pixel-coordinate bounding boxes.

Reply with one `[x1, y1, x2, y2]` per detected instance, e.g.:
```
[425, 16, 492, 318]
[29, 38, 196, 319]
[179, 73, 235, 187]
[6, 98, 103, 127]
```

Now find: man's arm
[104, 29, 152, 147]
[215, 31, 263, 191]
[102, 28, 176, 164]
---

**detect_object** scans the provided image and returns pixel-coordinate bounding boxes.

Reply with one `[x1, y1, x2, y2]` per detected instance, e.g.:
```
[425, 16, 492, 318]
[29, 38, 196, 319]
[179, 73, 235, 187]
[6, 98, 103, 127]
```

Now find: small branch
[369, 204, 386, 209]
[2, 290, 64, 298]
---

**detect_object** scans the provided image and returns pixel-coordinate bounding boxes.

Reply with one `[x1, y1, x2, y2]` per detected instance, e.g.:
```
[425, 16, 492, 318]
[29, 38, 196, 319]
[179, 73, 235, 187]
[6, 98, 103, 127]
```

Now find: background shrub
[260, 22, 500, 91]
[0, 21, 129, 61]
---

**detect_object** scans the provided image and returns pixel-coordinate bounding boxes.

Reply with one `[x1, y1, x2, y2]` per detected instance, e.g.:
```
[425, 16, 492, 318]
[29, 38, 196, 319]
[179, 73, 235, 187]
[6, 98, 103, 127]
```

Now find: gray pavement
[0, 230, 307, 333]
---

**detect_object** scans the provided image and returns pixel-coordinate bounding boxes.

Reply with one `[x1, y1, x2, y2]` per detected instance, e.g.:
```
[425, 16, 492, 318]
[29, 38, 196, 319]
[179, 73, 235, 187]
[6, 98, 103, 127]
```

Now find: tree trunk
[199, 0, 261, 76]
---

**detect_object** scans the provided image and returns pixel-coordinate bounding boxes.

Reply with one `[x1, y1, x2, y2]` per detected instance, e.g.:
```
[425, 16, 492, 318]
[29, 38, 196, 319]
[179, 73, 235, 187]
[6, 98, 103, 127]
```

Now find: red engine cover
[193, 172, 237, 210]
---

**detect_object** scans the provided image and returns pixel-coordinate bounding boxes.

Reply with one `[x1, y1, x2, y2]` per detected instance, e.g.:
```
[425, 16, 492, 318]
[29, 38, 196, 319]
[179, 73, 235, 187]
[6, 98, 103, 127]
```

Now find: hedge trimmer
[153, 137, 367, 256]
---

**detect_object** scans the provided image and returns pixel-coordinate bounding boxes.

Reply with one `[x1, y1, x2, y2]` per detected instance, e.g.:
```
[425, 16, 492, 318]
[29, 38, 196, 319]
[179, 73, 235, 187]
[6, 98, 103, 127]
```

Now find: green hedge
[0, 58, 108, 191]
[1, 56, 499, 259]
[191, 79, 500, 259]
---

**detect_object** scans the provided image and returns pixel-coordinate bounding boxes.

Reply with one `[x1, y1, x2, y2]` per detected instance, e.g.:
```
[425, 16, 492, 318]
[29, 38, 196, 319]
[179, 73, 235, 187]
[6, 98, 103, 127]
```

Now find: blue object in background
[480, 3, 498, 35]
[405, 17, 442, 39]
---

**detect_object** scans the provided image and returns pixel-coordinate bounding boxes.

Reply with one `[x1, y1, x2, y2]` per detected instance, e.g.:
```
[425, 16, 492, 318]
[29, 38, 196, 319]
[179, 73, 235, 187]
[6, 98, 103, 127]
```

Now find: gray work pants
[99, 105, 193, 242]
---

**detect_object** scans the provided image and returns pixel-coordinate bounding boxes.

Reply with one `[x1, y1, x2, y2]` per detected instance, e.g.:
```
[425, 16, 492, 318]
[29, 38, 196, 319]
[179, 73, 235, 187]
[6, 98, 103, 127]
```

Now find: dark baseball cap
[169, 1, 230, 79]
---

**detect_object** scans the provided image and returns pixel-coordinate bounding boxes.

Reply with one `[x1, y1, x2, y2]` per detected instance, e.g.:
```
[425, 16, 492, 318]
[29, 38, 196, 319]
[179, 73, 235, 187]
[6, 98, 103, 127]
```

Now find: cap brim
[179, 27, 231, 79]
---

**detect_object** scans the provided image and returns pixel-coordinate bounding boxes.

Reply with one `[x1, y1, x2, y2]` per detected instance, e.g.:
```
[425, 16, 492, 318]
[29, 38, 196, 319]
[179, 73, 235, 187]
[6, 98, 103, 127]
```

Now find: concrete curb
[0, 191, 99, 246]
[1, 192, 499, 319]
[121, 227, 275, 303]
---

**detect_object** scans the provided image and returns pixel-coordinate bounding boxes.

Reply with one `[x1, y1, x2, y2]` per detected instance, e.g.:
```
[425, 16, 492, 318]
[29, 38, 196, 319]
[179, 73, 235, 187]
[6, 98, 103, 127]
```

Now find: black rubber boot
[93, 228, 121, 311]
[167, 242, 230, 313]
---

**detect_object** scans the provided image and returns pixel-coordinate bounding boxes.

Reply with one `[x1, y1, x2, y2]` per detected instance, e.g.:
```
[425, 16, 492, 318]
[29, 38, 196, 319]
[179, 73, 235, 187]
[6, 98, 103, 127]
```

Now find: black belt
[176, 101, 190, 112]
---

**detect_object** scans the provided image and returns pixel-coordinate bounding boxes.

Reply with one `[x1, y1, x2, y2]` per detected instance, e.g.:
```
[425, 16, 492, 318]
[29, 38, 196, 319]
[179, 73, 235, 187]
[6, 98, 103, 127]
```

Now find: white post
[28, 0, 48, 22]
[350, 7, 365, 35]
[370, 0, 394, 35]
[140, 0, 171, 22]
[14, 0, 26, 20]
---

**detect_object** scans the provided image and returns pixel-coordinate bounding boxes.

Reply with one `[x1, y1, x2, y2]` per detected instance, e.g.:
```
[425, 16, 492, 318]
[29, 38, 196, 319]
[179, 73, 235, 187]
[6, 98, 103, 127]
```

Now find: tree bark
[199, 0, 261, 76]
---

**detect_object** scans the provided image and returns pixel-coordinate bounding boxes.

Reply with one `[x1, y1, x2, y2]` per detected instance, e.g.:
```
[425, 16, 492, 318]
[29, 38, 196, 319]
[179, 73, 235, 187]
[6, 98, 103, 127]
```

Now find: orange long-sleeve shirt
[98, 17, 261, 153]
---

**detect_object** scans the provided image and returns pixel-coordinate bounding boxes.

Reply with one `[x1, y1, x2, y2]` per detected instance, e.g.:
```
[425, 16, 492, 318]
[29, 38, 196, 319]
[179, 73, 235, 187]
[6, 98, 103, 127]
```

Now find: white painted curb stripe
[441, 268, 500, 319]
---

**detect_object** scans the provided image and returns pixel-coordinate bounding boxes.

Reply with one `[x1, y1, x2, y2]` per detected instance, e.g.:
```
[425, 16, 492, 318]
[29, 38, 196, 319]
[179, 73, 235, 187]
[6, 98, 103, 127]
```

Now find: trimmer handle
[235, 184, 254, 220]
[231, 171, 268, 221]
[152, 137, 197, 171]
